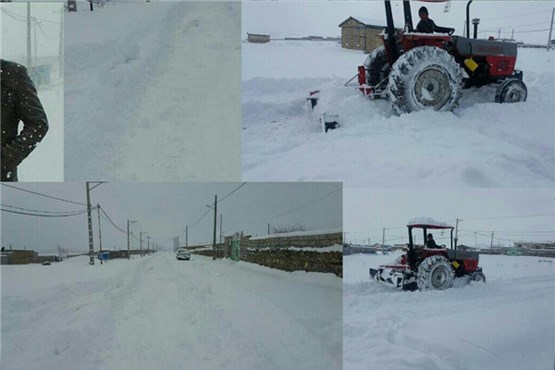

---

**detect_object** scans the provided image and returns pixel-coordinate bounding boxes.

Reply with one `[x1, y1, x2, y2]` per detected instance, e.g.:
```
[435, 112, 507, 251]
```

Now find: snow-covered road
[1, 253, 342, 370]
[65, 2, 240, 181]
[343, 252, 555, 370]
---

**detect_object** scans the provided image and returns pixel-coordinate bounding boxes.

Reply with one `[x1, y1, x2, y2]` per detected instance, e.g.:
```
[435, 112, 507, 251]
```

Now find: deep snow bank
[242, 42, 555, 187]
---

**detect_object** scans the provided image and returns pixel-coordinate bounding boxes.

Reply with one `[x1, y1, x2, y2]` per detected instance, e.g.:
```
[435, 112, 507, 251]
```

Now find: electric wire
[227, 187, 342, 224]
[1, 183, 87, 206]
[218, 182, 247, 203]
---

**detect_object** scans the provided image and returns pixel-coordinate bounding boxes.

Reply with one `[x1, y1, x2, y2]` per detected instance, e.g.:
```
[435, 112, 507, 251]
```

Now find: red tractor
[357, 0, 527, 113]
[369, 220, 486, 290]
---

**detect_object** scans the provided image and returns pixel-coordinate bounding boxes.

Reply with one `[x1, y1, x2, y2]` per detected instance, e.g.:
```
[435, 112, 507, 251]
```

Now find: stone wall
[241, 248, 342, 277]
[245, 232, 342, 249]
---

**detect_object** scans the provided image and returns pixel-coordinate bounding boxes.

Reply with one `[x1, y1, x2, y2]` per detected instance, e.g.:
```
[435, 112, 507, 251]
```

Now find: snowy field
[1, 253, 342, 370]
[65, 1, 241, 181]
[242, 41, 555, 187]
[343, 251, 555, 370]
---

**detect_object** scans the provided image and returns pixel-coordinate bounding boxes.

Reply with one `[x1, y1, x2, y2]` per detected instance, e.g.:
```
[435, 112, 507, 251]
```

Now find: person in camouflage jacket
[1, 59, 49, 181]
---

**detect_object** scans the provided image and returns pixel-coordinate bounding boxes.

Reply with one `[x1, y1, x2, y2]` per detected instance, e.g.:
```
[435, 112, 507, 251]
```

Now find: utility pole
[147, 236, 150, 254]
[490, 231, 494, 251]
[86, 182, 94, 265]
[454, 218, 461, 249]
[498, 28, 501, 39]
[27, 3, 31, 69]
[97, 203, 103, 252]
[382, 227, 387, 247]
[58, 6, 63, 78]
[213, 195, 217, 260]
[474, 232, 477, 249]
[127, 219, 137, 259]
[268, 223, 270, 235]
[220, 214, 223, 244]
[85, 182, 105, 265]
[186, 226, 188, 247]
[548, 8, 555, 50]
[140, 232, 144, 257]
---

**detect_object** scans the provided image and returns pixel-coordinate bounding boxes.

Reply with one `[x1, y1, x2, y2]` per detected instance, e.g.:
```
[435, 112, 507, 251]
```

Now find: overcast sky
[1, 182, 342, 254]
[1, 2, 62, 62]
[242, 1, 555, 44]
[344, 188, 555, 247]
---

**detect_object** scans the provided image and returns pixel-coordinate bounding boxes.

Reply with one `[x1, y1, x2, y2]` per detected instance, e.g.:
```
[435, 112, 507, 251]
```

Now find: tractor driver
[426, 233, 441, 249]
[416, 6, 455, 35]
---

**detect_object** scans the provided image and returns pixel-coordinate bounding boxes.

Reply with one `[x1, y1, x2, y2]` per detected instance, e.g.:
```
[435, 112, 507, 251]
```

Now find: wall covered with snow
[241, 248, 342, 277]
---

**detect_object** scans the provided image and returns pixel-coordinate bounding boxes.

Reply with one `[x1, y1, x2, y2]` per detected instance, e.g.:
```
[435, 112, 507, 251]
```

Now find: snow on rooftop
[407, 217, 453, 228]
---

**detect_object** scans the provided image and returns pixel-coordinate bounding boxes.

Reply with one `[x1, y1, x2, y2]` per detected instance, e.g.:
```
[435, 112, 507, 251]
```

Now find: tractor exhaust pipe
[472, 18, 480, 39]
[466, 0, 473, 38]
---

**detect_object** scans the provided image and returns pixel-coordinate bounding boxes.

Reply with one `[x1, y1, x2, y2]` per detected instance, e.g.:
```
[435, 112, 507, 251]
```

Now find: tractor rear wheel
[387, 46, 464, 114]
[417, 255, 455, 290]
[363, 46, 390, 87]
[495, 78, 527, 103]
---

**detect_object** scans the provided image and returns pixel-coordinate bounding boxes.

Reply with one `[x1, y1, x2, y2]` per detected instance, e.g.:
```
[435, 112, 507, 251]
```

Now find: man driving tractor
[416, 6, 455, 35]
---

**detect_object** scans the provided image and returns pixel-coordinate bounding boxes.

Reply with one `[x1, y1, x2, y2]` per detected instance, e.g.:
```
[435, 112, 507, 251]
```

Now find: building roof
[338, 17, 385, 30]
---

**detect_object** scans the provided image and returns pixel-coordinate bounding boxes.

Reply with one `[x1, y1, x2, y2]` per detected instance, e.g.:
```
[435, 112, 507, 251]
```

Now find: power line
[98, 206, 127, 234]
[480, 10, 547, 22]
[228, 186, 342, 224]
[1, 183, 87, 206]
[1, 203, 88, 215]
[463, 213, 555, 221]
[188, 207, 212, 230]
[219, 182, 247, 203]
[1, 207, 89, 218]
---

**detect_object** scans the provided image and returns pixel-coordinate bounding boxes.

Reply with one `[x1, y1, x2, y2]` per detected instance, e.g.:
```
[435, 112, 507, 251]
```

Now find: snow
[64, 1, 240, 181]
[249, 226, 342, 240]
[407, 217, 453, 228]
[17, 78, 64, 181]
[248, 244, 343, 253]
[1, 252, 342, 370]
[344, 251, 555, 370]
[242, 41, 555, 186]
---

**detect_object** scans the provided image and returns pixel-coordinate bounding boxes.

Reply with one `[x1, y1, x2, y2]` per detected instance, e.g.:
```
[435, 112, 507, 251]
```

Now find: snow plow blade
[370, 265, 411, 290]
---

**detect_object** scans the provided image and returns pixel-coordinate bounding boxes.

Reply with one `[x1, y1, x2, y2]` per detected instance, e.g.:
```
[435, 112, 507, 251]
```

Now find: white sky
[242, 1, 555, 44]
[344, 188, 555, 247]
[1, 2, 62, 62]
[1, 182, 342, 253]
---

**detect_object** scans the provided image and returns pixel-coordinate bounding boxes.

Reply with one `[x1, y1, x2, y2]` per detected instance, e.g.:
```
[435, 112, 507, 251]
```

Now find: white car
[176, 251, 191, 261]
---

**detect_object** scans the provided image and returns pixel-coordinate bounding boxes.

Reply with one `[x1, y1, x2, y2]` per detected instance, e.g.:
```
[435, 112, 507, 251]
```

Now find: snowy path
[343, 253, 555, 370]
[1, 253, 342, 370]
[112, 2, 240, 181]
[64, 2, 240, 181]
[242, 43, 555, 187]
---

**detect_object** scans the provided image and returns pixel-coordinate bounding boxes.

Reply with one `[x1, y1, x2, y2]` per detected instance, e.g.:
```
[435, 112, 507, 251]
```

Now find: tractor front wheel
[417, 255, 455, 290]
[363, 46, 390, 87]
[468, 270, 486, 283]
[387, 46, 464, 114]
[495, 78, 527, 103]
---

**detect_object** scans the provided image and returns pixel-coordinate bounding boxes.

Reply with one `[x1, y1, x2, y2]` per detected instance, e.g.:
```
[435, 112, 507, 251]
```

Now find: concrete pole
[86, 182, 94, 265]
[548, 8, 555, 50]
[27, 3, 31, 69]
[213, 195, 217, 260]
[97, 203, 103, 252]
